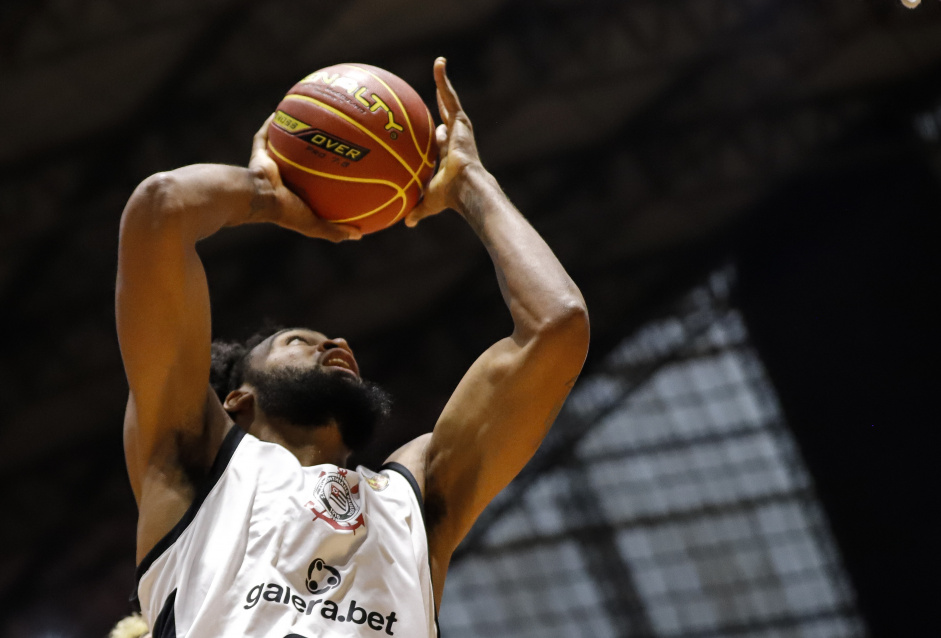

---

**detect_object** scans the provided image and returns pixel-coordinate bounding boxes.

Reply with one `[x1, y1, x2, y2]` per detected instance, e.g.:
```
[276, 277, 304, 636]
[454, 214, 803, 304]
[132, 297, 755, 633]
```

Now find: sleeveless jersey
[133, 426, 439, 638]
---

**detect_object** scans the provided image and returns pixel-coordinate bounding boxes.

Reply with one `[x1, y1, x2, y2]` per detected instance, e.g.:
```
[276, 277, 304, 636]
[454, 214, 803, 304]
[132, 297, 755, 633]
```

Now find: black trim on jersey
[131, 424, 246, 608]
[381, 461, 441, 637]
[152, 588, 177, 638]
[382, 461, 425, 521]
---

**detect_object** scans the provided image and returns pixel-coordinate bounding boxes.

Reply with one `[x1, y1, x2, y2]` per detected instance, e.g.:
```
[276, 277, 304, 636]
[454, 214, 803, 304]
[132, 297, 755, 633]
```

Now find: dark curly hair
[209, 325, 284, 404]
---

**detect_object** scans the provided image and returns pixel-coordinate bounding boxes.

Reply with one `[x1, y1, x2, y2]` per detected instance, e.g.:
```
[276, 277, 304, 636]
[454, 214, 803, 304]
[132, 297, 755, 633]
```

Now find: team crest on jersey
[305, 469, 365, 532]
[365, 473, 389, 492]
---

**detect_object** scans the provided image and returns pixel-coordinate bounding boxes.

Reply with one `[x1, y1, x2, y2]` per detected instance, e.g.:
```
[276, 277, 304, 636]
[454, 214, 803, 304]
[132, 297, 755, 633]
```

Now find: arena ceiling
[2, 1, 940, 636]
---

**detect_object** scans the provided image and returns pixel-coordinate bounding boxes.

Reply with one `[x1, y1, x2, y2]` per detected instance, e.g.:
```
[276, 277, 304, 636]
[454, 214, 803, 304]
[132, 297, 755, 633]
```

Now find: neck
[248, 418, 350, 467]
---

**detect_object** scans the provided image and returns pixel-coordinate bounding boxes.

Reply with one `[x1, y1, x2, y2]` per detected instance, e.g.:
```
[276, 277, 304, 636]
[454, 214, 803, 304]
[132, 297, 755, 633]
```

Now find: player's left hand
[250, 114, 362, 242]
[405, 57, 488, 227]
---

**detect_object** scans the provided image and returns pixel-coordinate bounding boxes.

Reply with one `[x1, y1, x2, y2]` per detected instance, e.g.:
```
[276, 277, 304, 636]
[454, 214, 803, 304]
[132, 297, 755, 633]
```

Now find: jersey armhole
[380, 461, 426, 525]
[131, 424, 246, 609]
[380, 461, 441, 636]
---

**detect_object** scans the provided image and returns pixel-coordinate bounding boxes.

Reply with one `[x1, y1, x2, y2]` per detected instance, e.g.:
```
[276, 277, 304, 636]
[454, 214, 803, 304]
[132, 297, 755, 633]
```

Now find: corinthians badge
[306, 469, 365, 532]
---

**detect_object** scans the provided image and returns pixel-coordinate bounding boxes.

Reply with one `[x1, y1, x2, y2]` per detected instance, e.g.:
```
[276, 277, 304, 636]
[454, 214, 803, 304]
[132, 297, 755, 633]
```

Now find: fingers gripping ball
[267, 64, 438, 234]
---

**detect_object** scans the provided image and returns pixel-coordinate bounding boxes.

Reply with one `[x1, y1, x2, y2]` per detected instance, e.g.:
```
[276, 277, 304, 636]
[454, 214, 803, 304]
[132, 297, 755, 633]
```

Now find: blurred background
[2, 0, 940, 636]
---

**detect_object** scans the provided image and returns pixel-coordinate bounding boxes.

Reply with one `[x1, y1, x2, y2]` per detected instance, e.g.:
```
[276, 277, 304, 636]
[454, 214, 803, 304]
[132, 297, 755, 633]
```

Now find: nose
[319, 337, 351, 353]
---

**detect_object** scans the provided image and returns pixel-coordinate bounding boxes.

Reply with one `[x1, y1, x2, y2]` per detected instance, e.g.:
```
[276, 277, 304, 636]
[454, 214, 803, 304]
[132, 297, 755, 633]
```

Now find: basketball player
[117, 57, 588, 637]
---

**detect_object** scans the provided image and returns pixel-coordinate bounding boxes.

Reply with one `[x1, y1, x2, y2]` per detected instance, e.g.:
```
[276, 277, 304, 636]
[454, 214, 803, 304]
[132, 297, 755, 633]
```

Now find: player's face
[243, 328, 390, 451]
[261, 328, 361, 379]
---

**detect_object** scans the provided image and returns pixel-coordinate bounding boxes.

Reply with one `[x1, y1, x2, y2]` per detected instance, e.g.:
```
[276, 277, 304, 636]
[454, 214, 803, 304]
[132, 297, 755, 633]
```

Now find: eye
[287, 335, 308, 345]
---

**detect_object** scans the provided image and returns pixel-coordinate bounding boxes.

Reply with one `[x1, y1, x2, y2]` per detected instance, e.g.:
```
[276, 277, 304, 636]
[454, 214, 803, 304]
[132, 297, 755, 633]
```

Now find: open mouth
[320, 351, 359, 377]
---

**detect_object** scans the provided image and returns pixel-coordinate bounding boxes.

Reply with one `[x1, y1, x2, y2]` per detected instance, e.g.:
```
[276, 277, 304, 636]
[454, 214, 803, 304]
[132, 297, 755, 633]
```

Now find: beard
[244, 364, 392, 452]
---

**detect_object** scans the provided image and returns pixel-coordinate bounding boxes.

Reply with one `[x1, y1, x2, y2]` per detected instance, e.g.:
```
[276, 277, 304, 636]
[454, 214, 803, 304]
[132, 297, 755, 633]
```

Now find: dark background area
[736, 156, 941, 636]
[2, 1, 940, 636]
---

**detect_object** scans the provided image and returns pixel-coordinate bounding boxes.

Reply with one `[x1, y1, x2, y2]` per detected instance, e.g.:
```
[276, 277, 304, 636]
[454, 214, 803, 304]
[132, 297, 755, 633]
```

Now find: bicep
[424, 317, 588, 553]
[116, 178, 213, 474]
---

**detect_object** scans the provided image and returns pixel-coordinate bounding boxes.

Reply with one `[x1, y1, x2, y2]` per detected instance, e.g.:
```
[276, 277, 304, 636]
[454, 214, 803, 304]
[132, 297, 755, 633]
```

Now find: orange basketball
[267, 63, 438, 234]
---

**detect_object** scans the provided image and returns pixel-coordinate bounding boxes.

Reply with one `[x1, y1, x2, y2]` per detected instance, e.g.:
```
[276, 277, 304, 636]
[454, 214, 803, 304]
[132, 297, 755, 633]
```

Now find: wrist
[451, 163, 498, 218]
[231, 166, 278, 227]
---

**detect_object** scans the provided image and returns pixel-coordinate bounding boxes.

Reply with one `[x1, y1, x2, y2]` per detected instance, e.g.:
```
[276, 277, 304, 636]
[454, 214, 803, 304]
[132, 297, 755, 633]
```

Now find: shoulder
[382, 432, 432, 498]
[380, 432, 450, 541]
[134, 416, 248, 563]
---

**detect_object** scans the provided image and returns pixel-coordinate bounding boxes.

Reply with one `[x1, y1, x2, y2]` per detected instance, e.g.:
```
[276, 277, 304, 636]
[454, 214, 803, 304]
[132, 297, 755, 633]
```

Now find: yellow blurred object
[108, 613, 149, 638]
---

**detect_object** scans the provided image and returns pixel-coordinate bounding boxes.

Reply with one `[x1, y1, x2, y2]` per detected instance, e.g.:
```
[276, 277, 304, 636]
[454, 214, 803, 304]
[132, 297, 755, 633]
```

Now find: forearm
[122, 164, 274, 242]
[456, 166, 587, 342]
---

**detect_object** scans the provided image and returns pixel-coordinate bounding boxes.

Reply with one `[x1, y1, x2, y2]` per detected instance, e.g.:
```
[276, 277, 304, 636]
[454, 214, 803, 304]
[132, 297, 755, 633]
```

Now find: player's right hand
[405, 57, 487, 228]
[249, 114, 362, 242]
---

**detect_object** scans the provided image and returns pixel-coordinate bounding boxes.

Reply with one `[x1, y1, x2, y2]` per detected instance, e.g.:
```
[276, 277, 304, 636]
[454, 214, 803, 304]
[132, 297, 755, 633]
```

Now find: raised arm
[394, 59, 589, 595]
[117, 117, 359, 503]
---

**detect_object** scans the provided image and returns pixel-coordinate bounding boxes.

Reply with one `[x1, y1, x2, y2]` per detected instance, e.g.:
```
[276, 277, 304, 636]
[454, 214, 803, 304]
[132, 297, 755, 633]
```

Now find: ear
[223, 388, 255, 415]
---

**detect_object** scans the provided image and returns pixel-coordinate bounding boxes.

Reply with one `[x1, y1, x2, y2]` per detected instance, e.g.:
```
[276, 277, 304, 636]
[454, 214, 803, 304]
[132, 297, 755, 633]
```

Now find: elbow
[120, 172, 184, 234]
[538, 297, 590, 355]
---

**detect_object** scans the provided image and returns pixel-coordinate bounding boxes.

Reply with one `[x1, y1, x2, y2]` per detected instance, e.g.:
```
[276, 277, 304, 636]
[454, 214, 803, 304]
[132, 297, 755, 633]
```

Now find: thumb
[405, 196, 442, 228]
[252, 113, 276, 161]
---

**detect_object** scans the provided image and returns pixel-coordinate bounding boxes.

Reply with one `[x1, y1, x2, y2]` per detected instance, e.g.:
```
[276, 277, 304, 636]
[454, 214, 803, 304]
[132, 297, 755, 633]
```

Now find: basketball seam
[336, 195, 407, 224]
[343, 64, 435, 169]
[387, 171, 425, 225]
[267, 140, 408, 224]
[283, 94, 425, 196]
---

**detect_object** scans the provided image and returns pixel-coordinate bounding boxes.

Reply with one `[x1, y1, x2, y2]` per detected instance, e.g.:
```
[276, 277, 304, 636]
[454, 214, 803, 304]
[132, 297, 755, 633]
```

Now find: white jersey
[134, 426, 439, 638]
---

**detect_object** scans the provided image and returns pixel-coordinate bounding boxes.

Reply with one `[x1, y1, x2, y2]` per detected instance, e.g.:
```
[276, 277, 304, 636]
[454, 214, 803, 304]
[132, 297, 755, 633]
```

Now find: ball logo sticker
[273, 110, 311, 133]
[300, 69, 406, 139]
[306, 469, 365, 532]
[305, 558, 341, 595]
[298, 129, 370, 161]
[273, 110, 370, 162]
